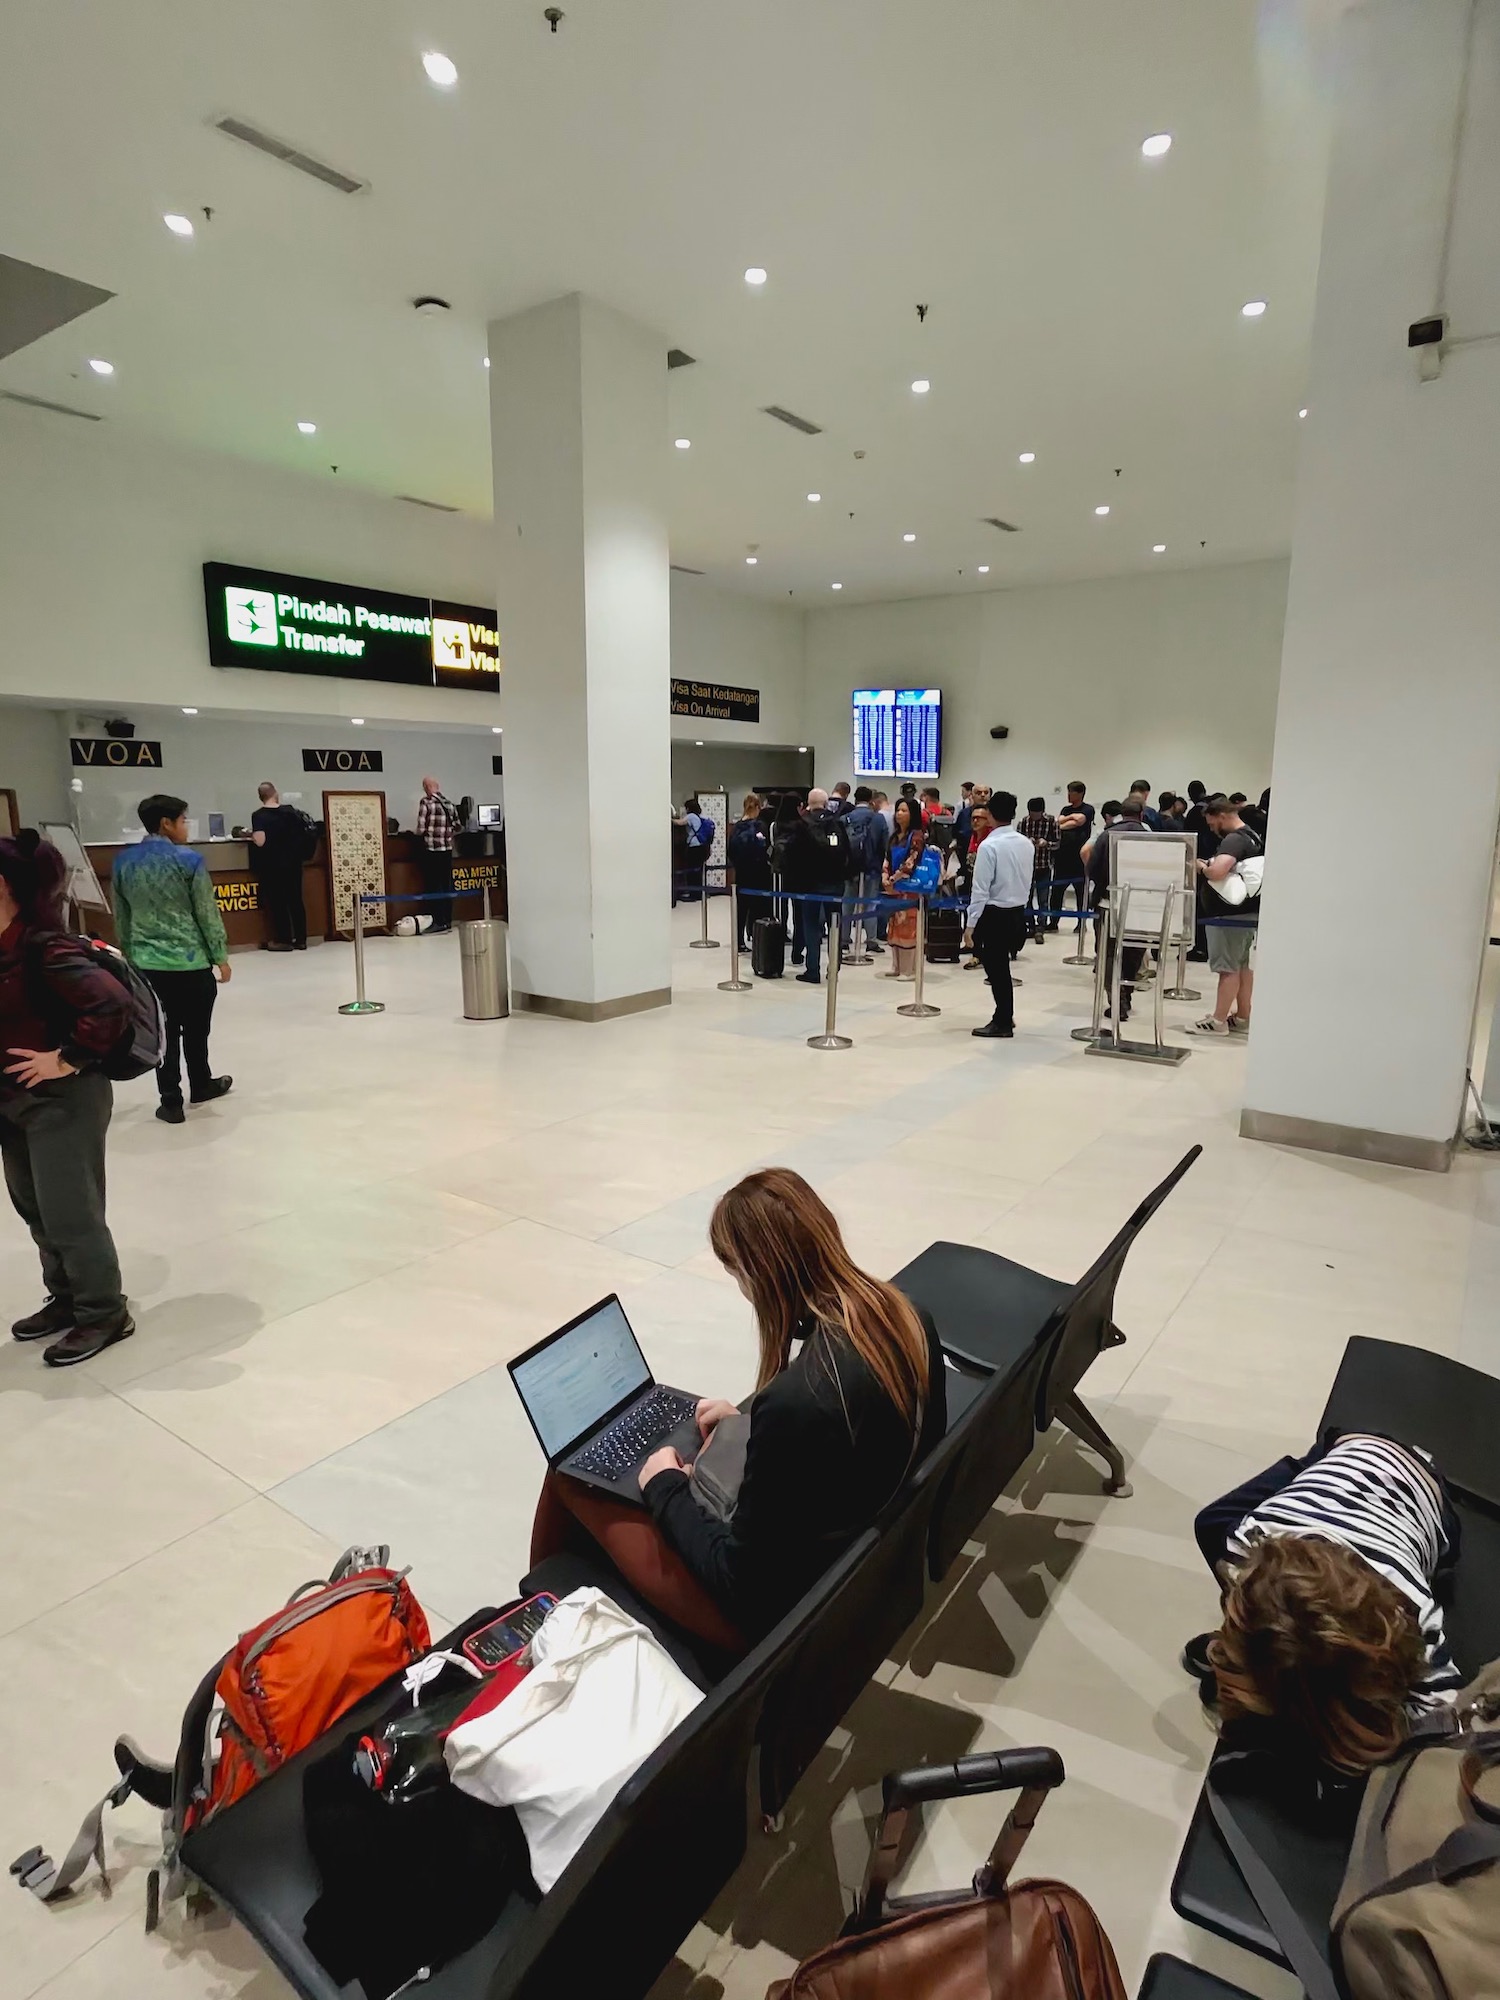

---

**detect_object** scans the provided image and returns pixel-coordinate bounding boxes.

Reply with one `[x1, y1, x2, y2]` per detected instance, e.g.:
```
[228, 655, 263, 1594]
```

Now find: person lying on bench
[529, 1168, 945, 1654]
[1183, 1432, 1463, 1782]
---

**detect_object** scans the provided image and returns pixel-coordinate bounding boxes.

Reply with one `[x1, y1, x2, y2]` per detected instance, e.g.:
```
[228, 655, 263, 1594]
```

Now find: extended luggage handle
[854, 1748, 1065, 1930]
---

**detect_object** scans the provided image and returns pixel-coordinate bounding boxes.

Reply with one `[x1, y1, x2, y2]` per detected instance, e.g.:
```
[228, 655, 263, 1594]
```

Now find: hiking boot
[12, 1297, 73, 1342]
[43, 1313, 135, 1367]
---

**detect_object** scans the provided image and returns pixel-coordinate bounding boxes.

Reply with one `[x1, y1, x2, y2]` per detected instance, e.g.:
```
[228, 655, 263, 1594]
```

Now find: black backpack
[27, 934, 166, 1083]
[292, 809, 319, 860]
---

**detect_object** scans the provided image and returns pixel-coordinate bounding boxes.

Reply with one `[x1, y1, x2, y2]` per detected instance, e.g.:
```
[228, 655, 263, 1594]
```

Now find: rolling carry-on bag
[753, 918, 786, 979]
[925, 903, 963, 964]
[768, 1748, 1126, 1999]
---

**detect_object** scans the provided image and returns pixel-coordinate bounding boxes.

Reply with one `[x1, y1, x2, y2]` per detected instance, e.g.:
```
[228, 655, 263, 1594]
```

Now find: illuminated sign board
[203, 562, 500, 694]
[670, 680, 760, 723]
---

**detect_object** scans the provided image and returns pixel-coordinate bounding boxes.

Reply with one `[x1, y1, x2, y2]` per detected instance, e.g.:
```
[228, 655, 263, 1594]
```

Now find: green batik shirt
[111, 837, 229, 972]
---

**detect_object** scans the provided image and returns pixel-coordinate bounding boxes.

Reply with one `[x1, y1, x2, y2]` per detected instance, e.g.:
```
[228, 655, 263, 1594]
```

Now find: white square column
[1242, 0, 1500, 1170]
[488, 294, 671, 1019]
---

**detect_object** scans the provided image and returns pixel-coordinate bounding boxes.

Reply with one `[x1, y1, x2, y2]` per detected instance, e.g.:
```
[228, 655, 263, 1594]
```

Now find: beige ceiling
[0, 0, 1343, 603]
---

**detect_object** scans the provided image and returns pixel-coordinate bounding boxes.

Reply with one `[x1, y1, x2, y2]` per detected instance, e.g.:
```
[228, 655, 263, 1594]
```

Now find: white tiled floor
[1, 910, 1492, 2000]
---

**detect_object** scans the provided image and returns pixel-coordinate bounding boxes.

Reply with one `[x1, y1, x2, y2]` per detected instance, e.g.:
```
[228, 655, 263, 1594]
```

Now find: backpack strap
[1205, 1771, 1342, 2000]
[10, 1765, 137, 1903]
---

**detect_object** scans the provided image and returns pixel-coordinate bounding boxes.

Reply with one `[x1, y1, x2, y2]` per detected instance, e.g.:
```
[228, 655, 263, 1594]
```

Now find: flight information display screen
[852, 688, 896, 776]
[895, 688, 942, 778]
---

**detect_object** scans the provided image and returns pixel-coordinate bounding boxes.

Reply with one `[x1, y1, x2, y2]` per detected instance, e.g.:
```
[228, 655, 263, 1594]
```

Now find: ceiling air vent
[981, 516, 1021, 533]
[666, 348, 696, 370]
[212, 115, 369, 195]
[761, 405, 823, 436]
[0, 390, 102, 421]
[396, 494, 461, 513]
[670, 563, 705, 575]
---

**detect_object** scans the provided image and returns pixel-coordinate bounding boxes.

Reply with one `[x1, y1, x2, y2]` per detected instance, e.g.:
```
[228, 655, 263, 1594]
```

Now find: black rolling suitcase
[925, 903, 962, 963]
[752, 918, 785, 979]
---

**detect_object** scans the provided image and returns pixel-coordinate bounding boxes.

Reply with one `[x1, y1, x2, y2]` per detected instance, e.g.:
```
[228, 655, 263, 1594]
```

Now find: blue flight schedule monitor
[852, 688, 896, 775]
[895, 689, 942, 778]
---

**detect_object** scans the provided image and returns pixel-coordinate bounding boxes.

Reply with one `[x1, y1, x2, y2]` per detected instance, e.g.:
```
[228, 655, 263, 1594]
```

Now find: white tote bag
[1209, 853, 1264, 906]
[443, 1589, 703, 1892]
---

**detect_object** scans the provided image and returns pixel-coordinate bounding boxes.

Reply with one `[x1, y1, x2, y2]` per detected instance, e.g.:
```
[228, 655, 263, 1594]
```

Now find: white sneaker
[1188, 1015, 1231, 1037]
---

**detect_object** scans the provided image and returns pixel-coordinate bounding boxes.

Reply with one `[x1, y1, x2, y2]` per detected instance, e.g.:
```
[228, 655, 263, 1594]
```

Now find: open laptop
[508, 1294, 704, 1505]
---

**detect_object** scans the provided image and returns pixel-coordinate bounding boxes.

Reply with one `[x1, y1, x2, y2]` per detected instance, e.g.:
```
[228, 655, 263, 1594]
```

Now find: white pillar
[1243, 0, 1500, 1171]
[488, 294, 672, 1019]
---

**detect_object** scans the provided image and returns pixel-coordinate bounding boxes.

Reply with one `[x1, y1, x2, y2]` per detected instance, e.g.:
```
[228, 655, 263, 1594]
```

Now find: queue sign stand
[338, 892, 385, 1016]
[718, 875, 752, 993]
[896, 897, 941, 1019]
[1084, 883, 1190, 1068]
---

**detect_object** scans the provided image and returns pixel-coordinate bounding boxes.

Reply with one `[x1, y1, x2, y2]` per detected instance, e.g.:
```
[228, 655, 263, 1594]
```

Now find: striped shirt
[1228, 1434, 1461, 1717]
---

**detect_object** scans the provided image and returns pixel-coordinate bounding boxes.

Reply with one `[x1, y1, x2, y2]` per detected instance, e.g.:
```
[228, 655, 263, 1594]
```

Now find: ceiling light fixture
[807, 492, 821, 503]
[744, 266, 767, 287]
[1299, 406, 1308, 419]
[798, 747, 808, 755]
[87, 358, 114, 376]
[903, 532, 916, 543]
[1152, 544, 1166, 554]
[694, 740, 704, 747]
[745, 555, 758, 565]
[483, 357, 491, 369]
[1242, 299, 1267, 318]
[911, 378, 930, 395]
[1018, 451, 1035, 464]
[1141, 133, 1173, 158]
[1094, 505, 1110, 517]
[351, 717, 365, 726]
[163, 213, 194, 237]
[977, 565, 990, 574]
[831, 582, 843, 590]
[297, 420, 317, 434]
[181, 706, 198, 715]
[492, 726, 502, 734]
[422, 50, 458, 86]
[674, 437, 691, 450]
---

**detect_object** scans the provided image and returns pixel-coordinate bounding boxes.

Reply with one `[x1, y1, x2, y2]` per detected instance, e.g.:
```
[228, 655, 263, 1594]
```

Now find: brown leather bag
[767, 1749, 1126, 2000]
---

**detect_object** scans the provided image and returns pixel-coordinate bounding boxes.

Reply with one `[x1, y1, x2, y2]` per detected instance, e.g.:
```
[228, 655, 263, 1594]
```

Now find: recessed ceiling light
[422, 50, 458, 86]
[903, 532, 916, 543]
[977, 565, 990, 574]
[1141, 133, 1173, 158]
[675, 437, 691, 450]
[745, 555, 758, 565]
[492, 726, 502, 734]
[351, 717, 365, 726]
[181, 706, 198, 715]
[911, 378, 930, 395]
[1152, 544, 1166, 554]
[830, 582, 843, 590]
[483, 357, 491, 369]
[1299, 406, 1308, 419]
[744, 267, 767, 287]
[163, 213, 194, 237]
[1018, 451, 1036, 464]
[87, 358, 113, 376]
[798, 746, 808, 754]
[807, 492, 821, 503]
[297, 420, 317, 434]
[1242, 299, 1268, 318]
[1094, 505, 1111, 517]
[695, 740, 704, 747]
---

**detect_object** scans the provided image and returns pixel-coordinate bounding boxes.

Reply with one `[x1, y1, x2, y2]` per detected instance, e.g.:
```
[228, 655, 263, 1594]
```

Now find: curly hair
[1210, 1535, 1425, 1772]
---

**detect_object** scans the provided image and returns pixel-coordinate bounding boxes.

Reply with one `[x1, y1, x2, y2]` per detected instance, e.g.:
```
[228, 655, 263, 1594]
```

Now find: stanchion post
[338, 891, 386, 1016]
[482, 881, 492, 922]
[807, 899, 853, 1050]
[1071, 900, 1110, 1042]
[897, 896, 941, 1018]
[1164, 880, 1201, 1001]
[689, 871, 721, 949]
[1062, 882, 1095, 967]
[718, 879, 752, 992]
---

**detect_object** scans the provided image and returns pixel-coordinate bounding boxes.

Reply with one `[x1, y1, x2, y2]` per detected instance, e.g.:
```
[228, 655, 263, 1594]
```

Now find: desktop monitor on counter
[476, 803, 503, 828]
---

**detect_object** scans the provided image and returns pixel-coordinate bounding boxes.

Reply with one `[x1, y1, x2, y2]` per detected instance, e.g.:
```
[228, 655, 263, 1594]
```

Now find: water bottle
[352, 1653, 486, 1805]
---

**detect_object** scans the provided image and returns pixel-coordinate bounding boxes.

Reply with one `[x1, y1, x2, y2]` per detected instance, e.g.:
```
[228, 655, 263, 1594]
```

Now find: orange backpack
[14, 1545, 430, 1927]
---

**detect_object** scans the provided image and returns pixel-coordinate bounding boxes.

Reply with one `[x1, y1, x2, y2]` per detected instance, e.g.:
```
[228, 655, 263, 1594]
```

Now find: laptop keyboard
[570, 1387, 699, 1480]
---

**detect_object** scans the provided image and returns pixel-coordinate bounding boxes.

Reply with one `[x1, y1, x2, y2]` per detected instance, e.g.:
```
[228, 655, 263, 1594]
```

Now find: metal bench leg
[1057, 1392, 1133, 1497]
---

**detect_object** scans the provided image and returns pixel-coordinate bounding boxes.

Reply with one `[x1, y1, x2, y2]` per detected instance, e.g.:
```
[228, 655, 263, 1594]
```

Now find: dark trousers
[974, 904, 1028, 1028]
[1104, 940, 1145, 1021]
[261, 863, 306, 948]
[0, 1073, 124, 1326]
[1029, 866, 1052, 938]
[422, 848, 455, 930]
[146, 967, 218, 1105]
[1048, 870, 1087, 931]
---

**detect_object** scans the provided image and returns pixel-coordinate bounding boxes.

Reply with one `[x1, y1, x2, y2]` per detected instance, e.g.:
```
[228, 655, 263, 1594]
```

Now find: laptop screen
[509, 1295, 652, 1461]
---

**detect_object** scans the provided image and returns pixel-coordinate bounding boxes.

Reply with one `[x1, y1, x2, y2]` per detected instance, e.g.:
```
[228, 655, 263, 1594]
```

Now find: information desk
[83, 834, 507, 951]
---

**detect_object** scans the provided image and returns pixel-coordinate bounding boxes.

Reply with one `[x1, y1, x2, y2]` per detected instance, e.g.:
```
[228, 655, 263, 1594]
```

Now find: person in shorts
[1189, 795, 1262, 1037]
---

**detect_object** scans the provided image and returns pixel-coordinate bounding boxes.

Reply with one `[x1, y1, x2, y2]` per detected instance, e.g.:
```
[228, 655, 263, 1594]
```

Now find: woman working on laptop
[529, 1167, 945, 1652]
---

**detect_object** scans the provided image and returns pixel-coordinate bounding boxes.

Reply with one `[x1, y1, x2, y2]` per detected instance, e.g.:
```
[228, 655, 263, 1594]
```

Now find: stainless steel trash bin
[459, 919, 508, 1020]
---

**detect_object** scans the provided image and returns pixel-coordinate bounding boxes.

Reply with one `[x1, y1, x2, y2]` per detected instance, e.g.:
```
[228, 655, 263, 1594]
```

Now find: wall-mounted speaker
[989, 724, 1010, 740]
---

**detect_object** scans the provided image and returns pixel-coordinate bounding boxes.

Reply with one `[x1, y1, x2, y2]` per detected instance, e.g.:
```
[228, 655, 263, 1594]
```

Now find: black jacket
[779, 812, 850, 896]
[644, 1310, 946, 1639]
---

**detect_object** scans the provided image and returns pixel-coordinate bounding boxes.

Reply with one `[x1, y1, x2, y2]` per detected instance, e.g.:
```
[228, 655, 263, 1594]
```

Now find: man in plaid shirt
[416, 775, 460, 934]
[1019, 797, 1058, 943]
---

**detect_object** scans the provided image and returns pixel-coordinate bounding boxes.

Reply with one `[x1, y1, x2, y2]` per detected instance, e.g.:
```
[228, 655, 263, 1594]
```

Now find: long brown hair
[1210, 1536, 1425, 1773]
[709, 1168, 930, 1426]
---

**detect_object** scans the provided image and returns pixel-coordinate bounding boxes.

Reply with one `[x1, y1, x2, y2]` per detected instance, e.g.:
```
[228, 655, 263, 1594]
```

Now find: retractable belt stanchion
[689, 871, 721, 949]
[337, 893, 386, 1016]
[718, 876, 752, 993]
[896, 897, 941, 1018]
[1061, 883, 1095, 968]
[1071, 906, 1109, 1043]
[1164, 887, 1201, 1002]
[844, 878, 873, 967]
[807, 900, 852, 1050]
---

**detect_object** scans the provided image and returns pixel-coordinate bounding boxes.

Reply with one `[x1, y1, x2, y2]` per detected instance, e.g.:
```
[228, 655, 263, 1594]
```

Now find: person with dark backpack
[725, 793, 772, 951]
[0, 832, 140, 1365]
[249, 781, 312, 951]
